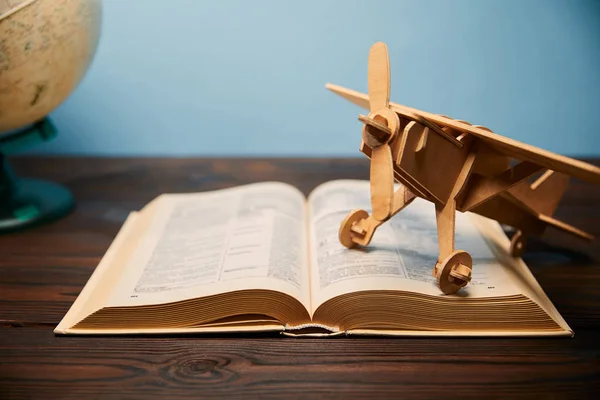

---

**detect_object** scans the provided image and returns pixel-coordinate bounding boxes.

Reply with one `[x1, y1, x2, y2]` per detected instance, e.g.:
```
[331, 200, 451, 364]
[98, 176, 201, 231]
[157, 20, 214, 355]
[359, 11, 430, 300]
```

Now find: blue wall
[40, 0, 600, 156]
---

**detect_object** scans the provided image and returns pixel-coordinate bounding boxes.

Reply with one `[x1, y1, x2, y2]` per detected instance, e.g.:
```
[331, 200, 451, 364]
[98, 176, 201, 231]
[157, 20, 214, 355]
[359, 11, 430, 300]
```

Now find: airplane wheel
[435, 250, 473, 295]
[510, 230, 526, 257]
[339, 209, 369, 248]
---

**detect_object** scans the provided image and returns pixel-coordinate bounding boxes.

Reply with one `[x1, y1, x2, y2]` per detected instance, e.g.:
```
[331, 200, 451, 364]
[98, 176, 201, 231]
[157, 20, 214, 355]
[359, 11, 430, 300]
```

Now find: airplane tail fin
[509, 170, 570, 217]
[538, 214, 594, 242]
[506, 170, 594, 241]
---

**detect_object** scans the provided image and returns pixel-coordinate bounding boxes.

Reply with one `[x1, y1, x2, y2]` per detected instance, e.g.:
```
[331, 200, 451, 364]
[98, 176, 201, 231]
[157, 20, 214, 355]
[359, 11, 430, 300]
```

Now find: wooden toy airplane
[327, 41, 600, 295]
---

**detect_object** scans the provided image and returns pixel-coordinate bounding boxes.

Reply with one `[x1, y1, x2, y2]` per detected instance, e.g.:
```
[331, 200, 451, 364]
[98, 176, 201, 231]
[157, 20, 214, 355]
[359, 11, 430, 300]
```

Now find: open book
[55, 180, 573, 337]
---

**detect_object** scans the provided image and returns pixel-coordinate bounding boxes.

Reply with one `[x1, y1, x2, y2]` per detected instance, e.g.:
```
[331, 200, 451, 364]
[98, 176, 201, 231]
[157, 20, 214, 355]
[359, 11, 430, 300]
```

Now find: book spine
[284, 323, 340, 333]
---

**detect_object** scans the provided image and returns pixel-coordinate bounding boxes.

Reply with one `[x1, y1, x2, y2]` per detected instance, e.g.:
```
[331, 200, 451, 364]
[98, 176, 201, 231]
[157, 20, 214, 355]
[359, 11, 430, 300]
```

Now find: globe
[0, 0, 102, 232]
[0, 0, 102, 132]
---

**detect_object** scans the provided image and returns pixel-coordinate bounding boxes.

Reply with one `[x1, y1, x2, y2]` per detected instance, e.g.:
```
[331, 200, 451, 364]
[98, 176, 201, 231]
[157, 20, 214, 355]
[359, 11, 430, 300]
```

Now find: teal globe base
[0, 118, 74, 233]
[0, 177, 74, 232]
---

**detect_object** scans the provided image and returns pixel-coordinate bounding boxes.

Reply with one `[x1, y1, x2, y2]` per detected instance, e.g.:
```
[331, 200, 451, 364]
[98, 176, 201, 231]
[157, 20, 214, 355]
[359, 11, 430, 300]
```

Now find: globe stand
[0, 118, 74, 233]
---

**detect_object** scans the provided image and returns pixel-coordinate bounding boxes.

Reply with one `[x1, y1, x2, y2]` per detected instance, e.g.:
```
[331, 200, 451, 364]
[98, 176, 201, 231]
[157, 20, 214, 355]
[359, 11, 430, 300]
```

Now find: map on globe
[0, 0, 101, 133]
[0, 0, 30, 16]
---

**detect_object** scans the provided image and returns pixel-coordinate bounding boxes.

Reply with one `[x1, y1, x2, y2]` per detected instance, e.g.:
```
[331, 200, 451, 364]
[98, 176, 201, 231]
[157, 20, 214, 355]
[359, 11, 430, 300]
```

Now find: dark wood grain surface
[1, 156, 600, 399]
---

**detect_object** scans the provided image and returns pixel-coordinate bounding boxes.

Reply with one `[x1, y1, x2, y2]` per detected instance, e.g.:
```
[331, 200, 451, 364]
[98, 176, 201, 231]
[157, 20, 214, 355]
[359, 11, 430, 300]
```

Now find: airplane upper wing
[326, 83, 600, 185]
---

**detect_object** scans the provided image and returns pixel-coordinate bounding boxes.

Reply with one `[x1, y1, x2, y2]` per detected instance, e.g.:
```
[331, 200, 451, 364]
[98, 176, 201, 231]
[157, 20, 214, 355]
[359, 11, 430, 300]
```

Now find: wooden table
[1, 156, 599, 399]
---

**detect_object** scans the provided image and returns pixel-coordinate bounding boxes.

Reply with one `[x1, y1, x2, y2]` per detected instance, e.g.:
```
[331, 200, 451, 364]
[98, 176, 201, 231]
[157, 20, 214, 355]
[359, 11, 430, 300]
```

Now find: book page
[106, 182, 310, 310]
[307, 180, 523, 308]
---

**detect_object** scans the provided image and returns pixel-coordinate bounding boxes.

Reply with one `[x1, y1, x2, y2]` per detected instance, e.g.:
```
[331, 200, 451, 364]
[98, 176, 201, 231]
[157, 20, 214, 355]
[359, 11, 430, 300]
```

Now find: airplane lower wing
[326, 83, 600, 185]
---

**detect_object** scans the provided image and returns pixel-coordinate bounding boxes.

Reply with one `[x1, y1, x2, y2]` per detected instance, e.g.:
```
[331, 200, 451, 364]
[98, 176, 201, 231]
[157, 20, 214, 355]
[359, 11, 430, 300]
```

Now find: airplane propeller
[360, 42, 400, 221]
